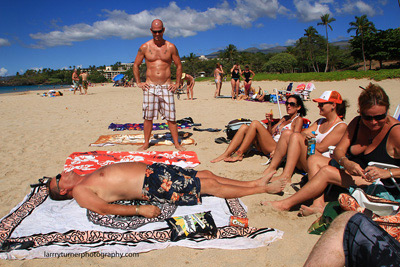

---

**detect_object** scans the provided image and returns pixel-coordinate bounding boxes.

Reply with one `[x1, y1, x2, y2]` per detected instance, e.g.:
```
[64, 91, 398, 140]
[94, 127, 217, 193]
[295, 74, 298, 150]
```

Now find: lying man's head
[46, 173, 73, 201]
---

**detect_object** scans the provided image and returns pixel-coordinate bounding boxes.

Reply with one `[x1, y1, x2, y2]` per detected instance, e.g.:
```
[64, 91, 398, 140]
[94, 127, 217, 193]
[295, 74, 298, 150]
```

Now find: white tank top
[315, 118, 347, 157]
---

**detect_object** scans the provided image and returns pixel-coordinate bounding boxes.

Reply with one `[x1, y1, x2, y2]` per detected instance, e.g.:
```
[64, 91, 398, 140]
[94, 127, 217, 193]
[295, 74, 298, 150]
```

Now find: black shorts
[344, 213, 400, 267]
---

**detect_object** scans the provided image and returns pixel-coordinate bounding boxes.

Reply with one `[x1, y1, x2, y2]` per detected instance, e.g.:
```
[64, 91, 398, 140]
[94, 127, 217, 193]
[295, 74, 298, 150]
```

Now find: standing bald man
[133, 19, 184, 151]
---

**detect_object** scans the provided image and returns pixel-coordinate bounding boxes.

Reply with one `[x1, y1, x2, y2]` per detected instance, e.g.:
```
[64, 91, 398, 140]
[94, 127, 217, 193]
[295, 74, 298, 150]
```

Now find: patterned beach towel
[108, 122, 192, 131]
[89, 133, 195, 147]
[0, 151, 283, 259]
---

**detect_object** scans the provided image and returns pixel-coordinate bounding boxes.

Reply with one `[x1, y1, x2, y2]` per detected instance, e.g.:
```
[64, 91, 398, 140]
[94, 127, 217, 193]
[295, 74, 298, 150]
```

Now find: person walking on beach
[214, 63, 224, 98]
[133, 19, 184, 151]
[181, 73, 195, 100]
[72, 69, 81, 94]
[79, 70, 89, 95]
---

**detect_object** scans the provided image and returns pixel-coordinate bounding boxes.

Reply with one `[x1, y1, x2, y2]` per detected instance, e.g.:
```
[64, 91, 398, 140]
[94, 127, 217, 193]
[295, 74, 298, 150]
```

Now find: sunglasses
[55, 173, 62, 191]
[361, 112, 387, 121]
[318, 102, 333, 107]
[285, 101, 298, 107]
[151, 29, 163, 34]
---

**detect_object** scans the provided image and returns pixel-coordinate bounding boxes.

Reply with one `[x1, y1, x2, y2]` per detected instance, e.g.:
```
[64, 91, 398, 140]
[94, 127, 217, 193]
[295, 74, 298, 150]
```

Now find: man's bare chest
[145, 46, 172, 62]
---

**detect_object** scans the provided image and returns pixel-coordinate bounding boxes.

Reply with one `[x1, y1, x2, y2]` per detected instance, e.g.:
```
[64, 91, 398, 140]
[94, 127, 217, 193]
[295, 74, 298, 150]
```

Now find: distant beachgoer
[214, 63, 224, 98]
[181, 73, 195, 100]
[241, 65, 255, 93]
[79, 70, 89, 95]
[230, 64, 241, 99]
[133, 19, 184, 151]
[72, 69, 81, 94]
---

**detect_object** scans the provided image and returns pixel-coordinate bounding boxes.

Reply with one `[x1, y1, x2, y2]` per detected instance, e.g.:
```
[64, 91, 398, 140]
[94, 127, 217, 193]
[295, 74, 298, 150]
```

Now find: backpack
[225, 118, 252, 140]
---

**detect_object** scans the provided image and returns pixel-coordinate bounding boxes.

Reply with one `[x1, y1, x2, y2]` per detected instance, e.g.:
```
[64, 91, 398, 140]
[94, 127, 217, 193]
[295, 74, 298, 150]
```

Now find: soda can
[229, 216, 249, 228]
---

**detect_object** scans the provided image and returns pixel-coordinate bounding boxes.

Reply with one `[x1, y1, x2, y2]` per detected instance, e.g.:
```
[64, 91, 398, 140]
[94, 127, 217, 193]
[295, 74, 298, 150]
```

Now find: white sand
[0, 78, 399, 265]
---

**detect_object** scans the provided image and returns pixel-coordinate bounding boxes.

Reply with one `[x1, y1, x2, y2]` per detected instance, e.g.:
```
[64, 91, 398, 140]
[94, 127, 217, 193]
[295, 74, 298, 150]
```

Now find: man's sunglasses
[361, 112, 387, 121]
[151, 29, 163, 34]
[285, 101, 298, 107]
[55, 173, 62, 191]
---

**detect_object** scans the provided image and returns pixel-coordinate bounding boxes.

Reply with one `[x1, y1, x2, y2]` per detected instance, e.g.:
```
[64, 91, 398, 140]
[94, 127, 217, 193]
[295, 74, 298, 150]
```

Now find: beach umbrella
[113, 74, 124, 81]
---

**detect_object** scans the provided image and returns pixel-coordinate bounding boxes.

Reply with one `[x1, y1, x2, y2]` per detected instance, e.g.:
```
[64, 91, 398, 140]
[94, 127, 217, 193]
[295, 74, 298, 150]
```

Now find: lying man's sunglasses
[30, 174, 61, 189]
[361, 112, 387, 121]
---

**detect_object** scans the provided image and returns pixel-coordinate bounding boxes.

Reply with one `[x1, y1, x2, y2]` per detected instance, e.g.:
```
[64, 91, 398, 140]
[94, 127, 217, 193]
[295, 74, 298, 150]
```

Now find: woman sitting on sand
[263, 91, 348, 188]
[211, 94, 307, 163]
[264, 83, 400, 215]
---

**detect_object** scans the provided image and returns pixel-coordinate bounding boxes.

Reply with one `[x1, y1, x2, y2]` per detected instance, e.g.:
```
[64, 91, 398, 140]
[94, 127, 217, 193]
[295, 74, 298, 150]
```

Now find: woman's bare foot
[211, 154, 229, 163]
[269, 173, 291, 184]
[260, 200, 290, 211]
[266, 179, 286, 194]
[256, 171, 276, 186]
[299, 205, 324, 217]
[224, 152, 244, 162]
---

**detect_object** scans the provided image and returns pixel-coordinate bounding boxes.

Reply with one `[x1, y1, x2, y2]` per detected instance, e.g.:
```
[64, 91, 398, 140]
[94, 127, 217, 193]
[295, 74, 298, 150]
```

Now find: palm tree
[347, 15, 375, 71]
[221, 44, 238, 66]
[317, 14, 336, 72]
[304, 26, 319, 72]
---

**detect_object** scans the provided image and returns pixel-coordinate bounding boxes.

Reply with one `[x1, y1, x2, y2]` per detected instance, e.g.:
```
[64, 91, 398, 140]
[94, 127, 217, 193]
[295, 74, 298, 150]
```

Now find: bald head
[151, 19, 164, 31]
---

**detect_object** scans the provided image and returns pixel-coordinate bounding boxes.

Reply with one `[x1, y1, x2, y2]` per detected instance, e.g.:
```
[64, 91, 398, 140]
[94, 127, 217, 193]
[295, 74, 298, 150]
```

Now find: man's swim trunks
[343, 213, 400, 267]
[83, 80, 88, 89]
[142, 163, 201, 205]
[143, 84, 176, 121]
[73, 80, 79, 89]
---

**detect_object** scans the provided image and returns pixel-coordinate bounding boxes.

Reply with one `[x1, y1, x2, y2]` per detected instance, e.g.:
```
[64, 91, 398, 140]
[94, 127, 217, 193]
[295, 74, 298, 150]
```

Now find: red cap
[313, 91, 343, 104]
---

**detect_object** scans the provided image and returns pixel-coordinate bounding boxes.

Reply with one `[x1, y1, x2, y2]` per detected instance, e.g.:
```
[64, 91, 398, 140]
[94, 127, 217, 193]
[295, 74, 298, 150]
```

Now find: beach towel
[0, 152, 283, 259]
[108, 122, 192, 131]
[90, 133, 195, 147]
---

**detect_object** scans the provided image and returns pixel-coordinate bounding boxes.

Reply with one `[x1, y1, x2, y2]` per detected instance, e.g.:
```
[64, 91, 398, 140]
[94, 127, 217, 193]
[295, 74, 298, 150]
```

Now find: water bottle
[307, 131, 316, 156]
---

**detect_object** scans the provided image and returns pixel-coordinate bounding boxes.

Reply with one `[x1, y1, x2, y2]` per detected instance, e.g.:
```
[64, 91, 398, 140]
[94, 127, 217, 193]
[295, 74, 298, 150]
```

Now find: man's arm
[170, 44, 182, 92]
[133, 45, 147, 90]
[73, 186, 161, 218]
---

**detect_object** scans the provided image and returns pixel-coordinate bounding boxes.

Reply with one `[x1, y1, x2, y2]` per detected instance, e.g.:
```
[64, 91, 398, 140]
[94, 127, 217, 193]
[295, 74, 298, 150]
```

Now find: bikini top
[348, 116, 400, 169]
[272, 114, 300, 141]
[315, 118, 346, 144]
[231, 69, 240, 79]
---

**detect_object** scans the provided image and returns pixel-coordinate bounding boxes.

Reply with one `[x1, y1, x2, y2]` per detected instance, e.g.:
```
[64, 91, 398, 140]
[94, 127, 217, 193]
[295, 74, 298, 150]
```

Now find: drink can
[229, 216, 249, 228]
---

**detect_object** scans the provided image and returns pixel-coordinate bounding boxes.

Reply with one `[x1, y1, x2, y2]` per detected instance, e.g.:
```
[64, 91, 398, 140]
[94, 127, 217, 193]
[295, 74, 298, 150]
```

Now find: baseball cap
[313, 91, 343, 104]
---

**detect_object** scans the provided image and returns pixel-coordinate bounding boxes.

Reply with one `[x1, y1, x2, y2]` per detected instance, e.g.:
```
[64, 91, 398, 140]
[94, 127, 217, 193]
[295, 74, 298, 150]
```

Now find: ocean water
[0, 84, 69, 94]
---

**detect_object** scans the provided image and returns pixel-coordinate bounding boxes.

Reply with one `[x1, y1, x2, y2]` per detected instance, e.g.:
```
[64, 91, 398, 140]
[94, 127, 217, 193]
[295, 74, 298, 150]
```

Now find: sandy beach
[1, 78, 399, 266]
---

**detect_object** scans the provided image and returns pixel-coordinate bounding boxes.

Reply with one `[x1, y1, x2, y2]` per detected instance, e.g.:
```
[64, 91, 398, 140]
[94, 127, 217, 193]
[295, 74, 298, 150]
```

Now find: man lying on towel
[46, 162, 284, 218]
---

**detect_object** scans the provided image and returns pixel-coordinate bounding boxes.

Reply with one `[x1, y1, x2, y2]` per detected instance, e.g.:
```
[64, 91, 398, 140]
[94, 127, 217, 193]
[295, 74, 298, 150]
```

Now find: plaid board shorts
[344, 213, 400, 267]
[143, 84, 176, 121]
[141, 163, 201, 206]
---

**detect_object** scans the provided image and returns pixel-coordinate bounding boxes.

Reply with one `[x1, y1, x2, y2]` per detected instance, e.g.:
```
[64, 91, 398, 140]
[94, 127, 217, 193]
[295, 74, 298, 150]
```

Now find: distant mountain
[204, 40, 349, 59]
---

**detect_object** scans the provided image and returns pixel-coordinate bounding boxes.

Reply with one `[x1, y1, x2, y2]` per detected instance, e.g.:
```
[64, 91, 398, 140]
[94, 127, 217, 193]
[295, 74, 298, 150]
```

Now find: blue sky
[0, 0, 398, 76]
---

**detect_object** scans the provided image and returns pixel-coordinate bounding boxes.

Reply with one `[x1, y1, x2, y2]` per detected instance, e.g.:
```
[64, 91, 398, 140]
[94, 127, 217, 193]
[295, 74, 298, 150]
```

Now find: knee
[319, 165, 338, 182]
[281, 129, 293, 139]
[238, 124, 249, 133]
[249, 120, 261, 129]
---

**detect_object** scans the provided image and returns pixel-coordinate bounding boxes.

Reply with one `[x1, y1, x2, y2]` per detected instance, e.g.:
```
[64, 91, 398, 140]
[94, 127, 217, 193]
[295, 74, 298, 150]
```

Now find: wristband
[136, 206, 140, 216]
[389, 169, 394, 179]
[338, 156, 347, 167]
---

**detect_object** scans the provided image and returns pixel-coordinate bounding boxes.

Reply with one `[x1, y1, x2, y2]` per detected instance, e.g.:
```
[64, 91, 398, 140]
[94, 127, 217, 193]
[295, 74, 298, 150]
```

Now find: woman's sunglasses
[285, 101, 298, 107]
[361, 113, 387, 121]
[317, 102, 332, 107]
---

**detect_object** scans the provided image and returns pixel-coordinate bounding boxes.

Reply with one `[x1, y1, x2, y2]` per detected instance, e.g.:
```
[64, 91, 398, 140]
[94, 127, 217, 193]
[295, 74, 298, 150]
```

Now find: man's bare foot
[137, 144, 150, 151]
[269, 173, 291, 184]
[175, 144, 186, 151]
[299, 205, 324, 217]
[210, 154, 228, 163]
[256, 171, 276, 186]
[266, 179, 286, 194]
[260, 200, 289, 211]
[263, 166, 276, 176]
[224, 152, 243, 162]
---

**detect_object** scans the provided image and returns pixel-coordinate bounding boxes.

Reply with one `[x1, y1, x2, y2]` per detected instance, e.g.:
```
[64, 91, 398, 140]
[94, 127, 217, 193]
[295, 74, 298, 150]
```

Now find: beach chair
[298, 82, 315, 101]
[278, 82, 293, 99]
[175, 83, 187, 99]
[368, 162, 400, 195]
[394, 104, 400, 121]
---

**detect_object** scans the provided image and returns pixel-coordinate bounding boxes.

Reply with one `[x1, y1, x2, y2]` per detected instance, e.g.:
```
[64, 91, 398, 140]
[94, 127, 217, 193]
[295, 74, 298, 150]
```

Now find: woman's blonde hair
[358, 83, 390, 113]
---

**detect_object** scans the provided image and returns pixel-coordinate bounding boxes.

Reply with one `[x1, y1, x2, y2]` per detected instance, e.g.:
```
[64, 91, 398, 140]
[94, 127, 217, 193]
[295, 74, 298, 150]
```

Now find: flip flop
[214, 137, 229, 144]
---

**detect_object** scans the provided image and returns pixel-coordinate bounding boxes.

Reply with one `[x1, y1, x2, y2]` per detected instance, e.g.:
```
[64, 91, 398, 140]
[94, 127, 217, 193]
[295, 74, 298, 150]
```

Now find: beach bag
[225, 118, 252, 140]
[339, 189, 400, 241]
[308, 201, 342, 235]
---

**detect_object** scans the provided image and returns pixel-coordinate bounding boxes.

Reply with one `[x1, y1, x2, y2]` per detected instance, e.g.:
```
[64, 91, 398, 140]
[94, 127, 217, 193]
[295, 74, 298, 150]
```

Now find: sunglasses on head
[285, 101, 298, 107]
[318, 102, 333, 107]
[361, 112, 387, 121]
[151, 29, 163, 34]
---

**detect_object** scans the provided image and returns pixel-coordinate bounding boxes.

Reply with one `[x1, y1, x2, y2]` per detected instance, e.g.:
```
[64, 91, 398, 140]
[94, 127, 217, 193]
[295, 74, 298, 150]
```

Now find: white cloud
[29, 0, 288, 48]
[294, 0, 332, 22]
[31, 67, 43, 72]
[336, 1, 377, 17]
[0, 38, 11, 47]
[259, 43, 279, 49]
[285, 39, 297, 46]
[0, 67, 8, 76]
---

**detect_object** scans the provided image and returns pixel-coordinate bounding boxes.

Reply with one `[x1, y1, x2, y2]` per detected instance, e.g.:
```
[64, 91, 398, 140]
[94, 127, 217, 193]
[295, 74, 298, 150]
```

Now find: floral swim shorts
[141, 163, 201, 206]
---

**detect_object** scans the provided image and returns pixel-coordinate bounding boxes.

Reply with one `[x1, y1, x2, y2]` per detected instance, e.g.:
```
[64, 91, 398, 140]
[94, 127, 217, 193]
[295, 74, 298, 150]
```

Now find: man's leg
[304, 211, 356, 267]
[138, 119, 153, 151]
[167, 120, 186, 151]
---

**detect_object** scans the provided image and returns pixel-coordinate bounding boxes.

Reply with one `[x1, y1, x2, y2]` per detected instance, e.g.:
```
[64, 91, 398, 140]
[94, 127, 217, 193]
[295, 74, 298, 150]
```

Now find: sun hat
[181, 73, 186, 79]
[313, 91, 343, 104]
